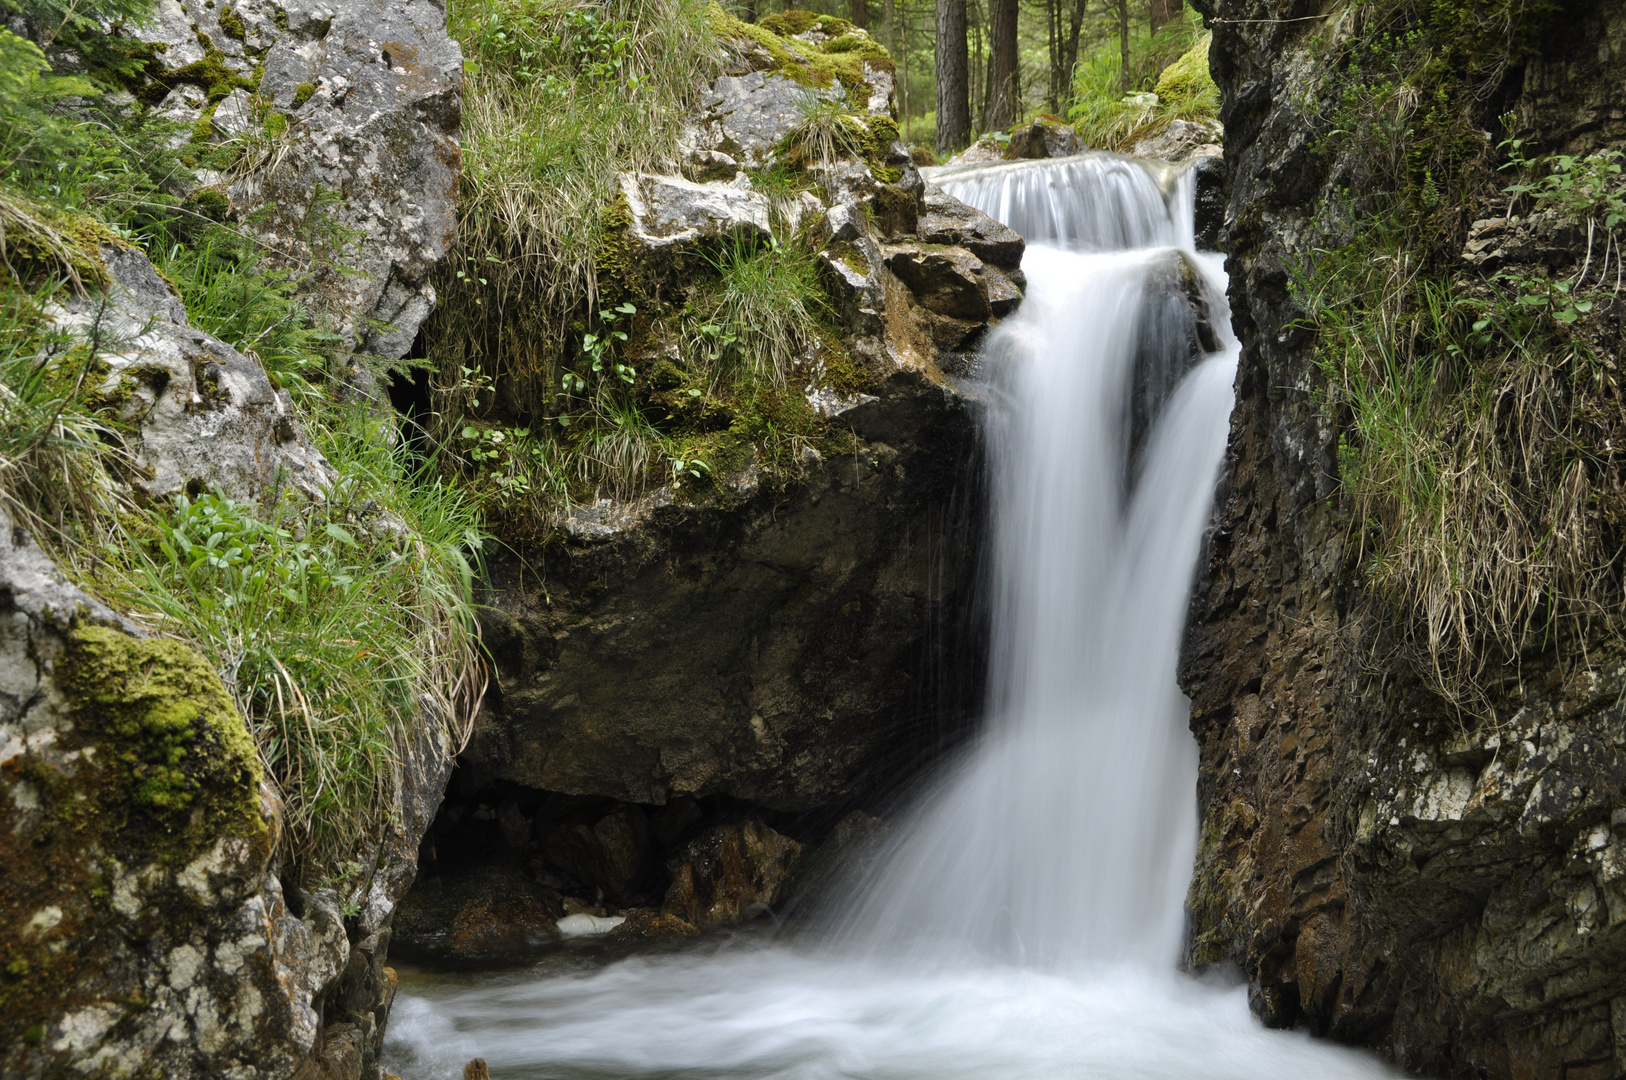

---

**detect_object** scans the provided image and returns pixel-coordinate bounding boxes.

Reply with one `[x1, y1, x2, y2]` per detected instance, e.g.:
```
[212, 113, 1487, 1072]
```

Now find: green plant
[785, 90, 867, 168]
[687, 236, 828, 388]
[101, 412, 484, 864]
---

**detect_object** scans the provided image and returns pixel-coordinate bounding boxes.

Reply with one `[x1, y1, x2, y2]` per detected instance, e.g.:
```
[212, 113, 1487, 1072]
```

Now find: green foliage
[1296, 0, 1618, 713]
[1066, 12, 1211, 151]
[99, 442, 482, 864]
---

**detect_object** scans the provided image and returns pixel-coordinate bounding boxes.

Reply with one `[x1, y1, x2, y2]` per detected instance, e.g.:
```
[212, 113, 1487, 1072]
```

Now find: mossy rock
[1152, 33, 1218, 119]
[708, 3, 894, 92]
[0, 624, 267, 1041]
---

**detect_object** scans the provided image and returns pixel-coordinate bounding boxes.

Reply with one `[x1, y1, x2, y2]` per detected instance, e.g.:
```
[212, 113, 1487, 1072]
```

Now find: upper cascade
[925, 154, 1196, 252]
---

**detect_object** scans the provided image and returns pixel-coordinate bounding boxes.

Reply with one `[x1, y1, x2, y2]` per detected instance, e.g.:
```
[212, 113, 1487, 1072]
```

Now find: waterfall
[382, 157, 1400, 1080]
[830, 157, 1227, 969]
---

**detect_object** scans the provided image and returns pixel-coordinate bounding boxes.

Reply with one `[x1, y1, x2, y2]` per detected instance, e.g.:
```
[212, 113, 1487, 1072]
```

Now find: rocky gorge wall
[1182, 0, 1626, 1076]
[0, 0, 465, 1074]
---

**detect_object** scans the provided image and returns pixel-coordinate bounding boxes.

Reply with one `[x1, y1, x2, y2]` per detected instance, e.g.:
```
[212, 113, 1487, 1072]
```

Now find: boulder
[122, 0, 465, 360]
[885, 245, 993, 321]
[1121, 118, 1224, 162]
[945, 137, 1007, 166]
[54, 245, 333, 508]
[1004, 117, 1086, 159]
[918, 183, 1026, 269]
[662, 820, 806, 928]
[391, 864, 564, 964]
[0, 506, 348, 1079]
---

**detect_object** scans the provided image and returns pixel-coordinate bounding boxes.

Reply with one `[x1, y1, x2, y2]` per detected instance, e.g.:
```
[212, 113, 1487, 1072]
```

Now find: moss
[707, 3, 893, 93]
[292, 80, 317, 107]
[217, 5, 246, 41]
[1151, 33, 1218, 120]
[60, 626, 263, 830]
[264, 110, 288, 138]
[149, 49, 255, 103]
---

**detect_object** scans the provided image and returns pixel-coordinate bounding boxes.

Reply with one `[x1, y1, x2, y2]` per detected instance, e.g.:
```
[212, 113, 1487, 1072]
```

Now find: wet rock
[1004, 116, 1086, 159]
[885, 245, 993, 321]
[1189, 155, 1224, 252]
[662, 820, 806, 928]
[53, 245, 333, 508]
[917, 184, 1025, 269]
[542, 804, 660, 904]
[392, 864, 564, 964]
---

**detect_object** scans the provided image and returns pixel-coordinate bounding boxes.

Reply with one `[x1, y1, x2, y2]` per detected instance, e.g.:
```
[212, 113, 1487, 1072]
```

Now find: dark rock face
[464, 381, 984, 814]
[1180, 0, 1626, 1077]
[663, 820, 805, 928]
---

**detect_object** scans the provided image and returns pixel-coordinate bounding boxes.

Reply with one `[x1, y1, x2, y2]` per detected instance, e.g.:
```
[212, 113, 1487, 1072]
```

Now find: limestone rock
[662, 820, 806, 928]
[945, 137, 1007, 166]
[122, 0, 464, 360]
[917, 183, 1026, 269]
[1180, 0, 1626, 1074]
[1122, 118, 1224, 163]
[0, 506, 341, 1079]
[885, 244, 993, 321]
[618, 172, 773, 254]
[54, 245, 333, 508]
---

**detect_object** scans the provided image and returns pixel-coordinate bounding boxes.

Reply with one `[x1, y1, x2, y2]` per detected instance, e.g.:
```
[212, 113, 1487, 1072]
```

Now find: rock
[618, 172, 773, 254]
[541, 804, 659, 904]
[210, 88, 255, 137]
[885, 244, 993, 321]
[464, 1059, 491, 1080]
[120, 0, 465, 360]
[945, 137, 1007, 166]
[1003, 116, 1086, 159]
[1122, 118, 1224, 162]
[918, 183, 1025, 269]
[662, 820, 806, 928]
[1189, 154, 1224, 251]
[684, 70, 840, 168]
[0, 504, 347, 1079]
[52, 244, 333, 508]
[391, 863, 564, 964]
[1181, 0, 1626, 1074]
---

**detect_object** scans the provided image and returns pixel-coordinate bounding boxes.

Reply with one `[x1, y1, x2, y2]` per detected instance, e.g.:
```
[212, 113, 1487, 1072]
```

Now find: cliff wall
[1182, 0, 1626, 1076]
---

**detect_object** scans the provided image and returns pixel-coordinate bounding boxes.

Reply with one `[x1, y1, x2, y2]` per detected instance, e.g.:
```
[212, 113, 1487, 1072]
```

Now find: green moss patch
[707, 3, 893, 92]
[61, 626, 263, 841]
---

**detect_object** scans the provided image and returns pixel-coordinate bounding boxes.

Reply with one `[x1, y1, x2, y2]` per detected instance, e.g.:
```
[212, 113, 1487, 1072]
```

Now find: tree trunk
[1117, 0, 1130, 91]
[851, 0, 868, 29]
[1150, 0, 1180, 32]
[1061, 0, 1086, 92]
[936, 0, 971, 152]
[984, 0, 1020, 130]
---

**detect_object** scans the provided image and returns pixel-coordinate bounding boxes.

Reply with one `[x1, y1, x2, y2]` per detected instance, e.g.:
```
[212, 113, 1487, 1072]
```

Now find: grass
[95, 417, 484, 867]
[1066, 10, 1214, 151]
[1295, 0, 1617, 716]
[423, 0, 717, 411]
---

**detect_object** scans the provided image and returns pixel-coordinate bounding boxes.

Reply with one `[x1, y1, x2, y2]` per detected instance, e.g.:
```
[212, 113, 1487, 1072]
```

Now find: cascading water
[382, 157, 1399, 1080]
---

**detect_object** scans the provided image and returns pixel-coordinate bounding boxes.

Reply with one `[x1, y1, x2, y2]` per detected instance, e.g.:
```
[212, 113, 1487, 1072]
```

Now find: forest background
[722, 0, 1208, 154]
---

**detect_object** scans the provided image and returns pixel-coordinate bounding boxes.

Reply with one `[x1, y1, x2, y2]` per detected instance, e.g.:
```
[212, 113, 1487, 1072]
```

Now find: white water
[384, 155, 1398, 1080]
